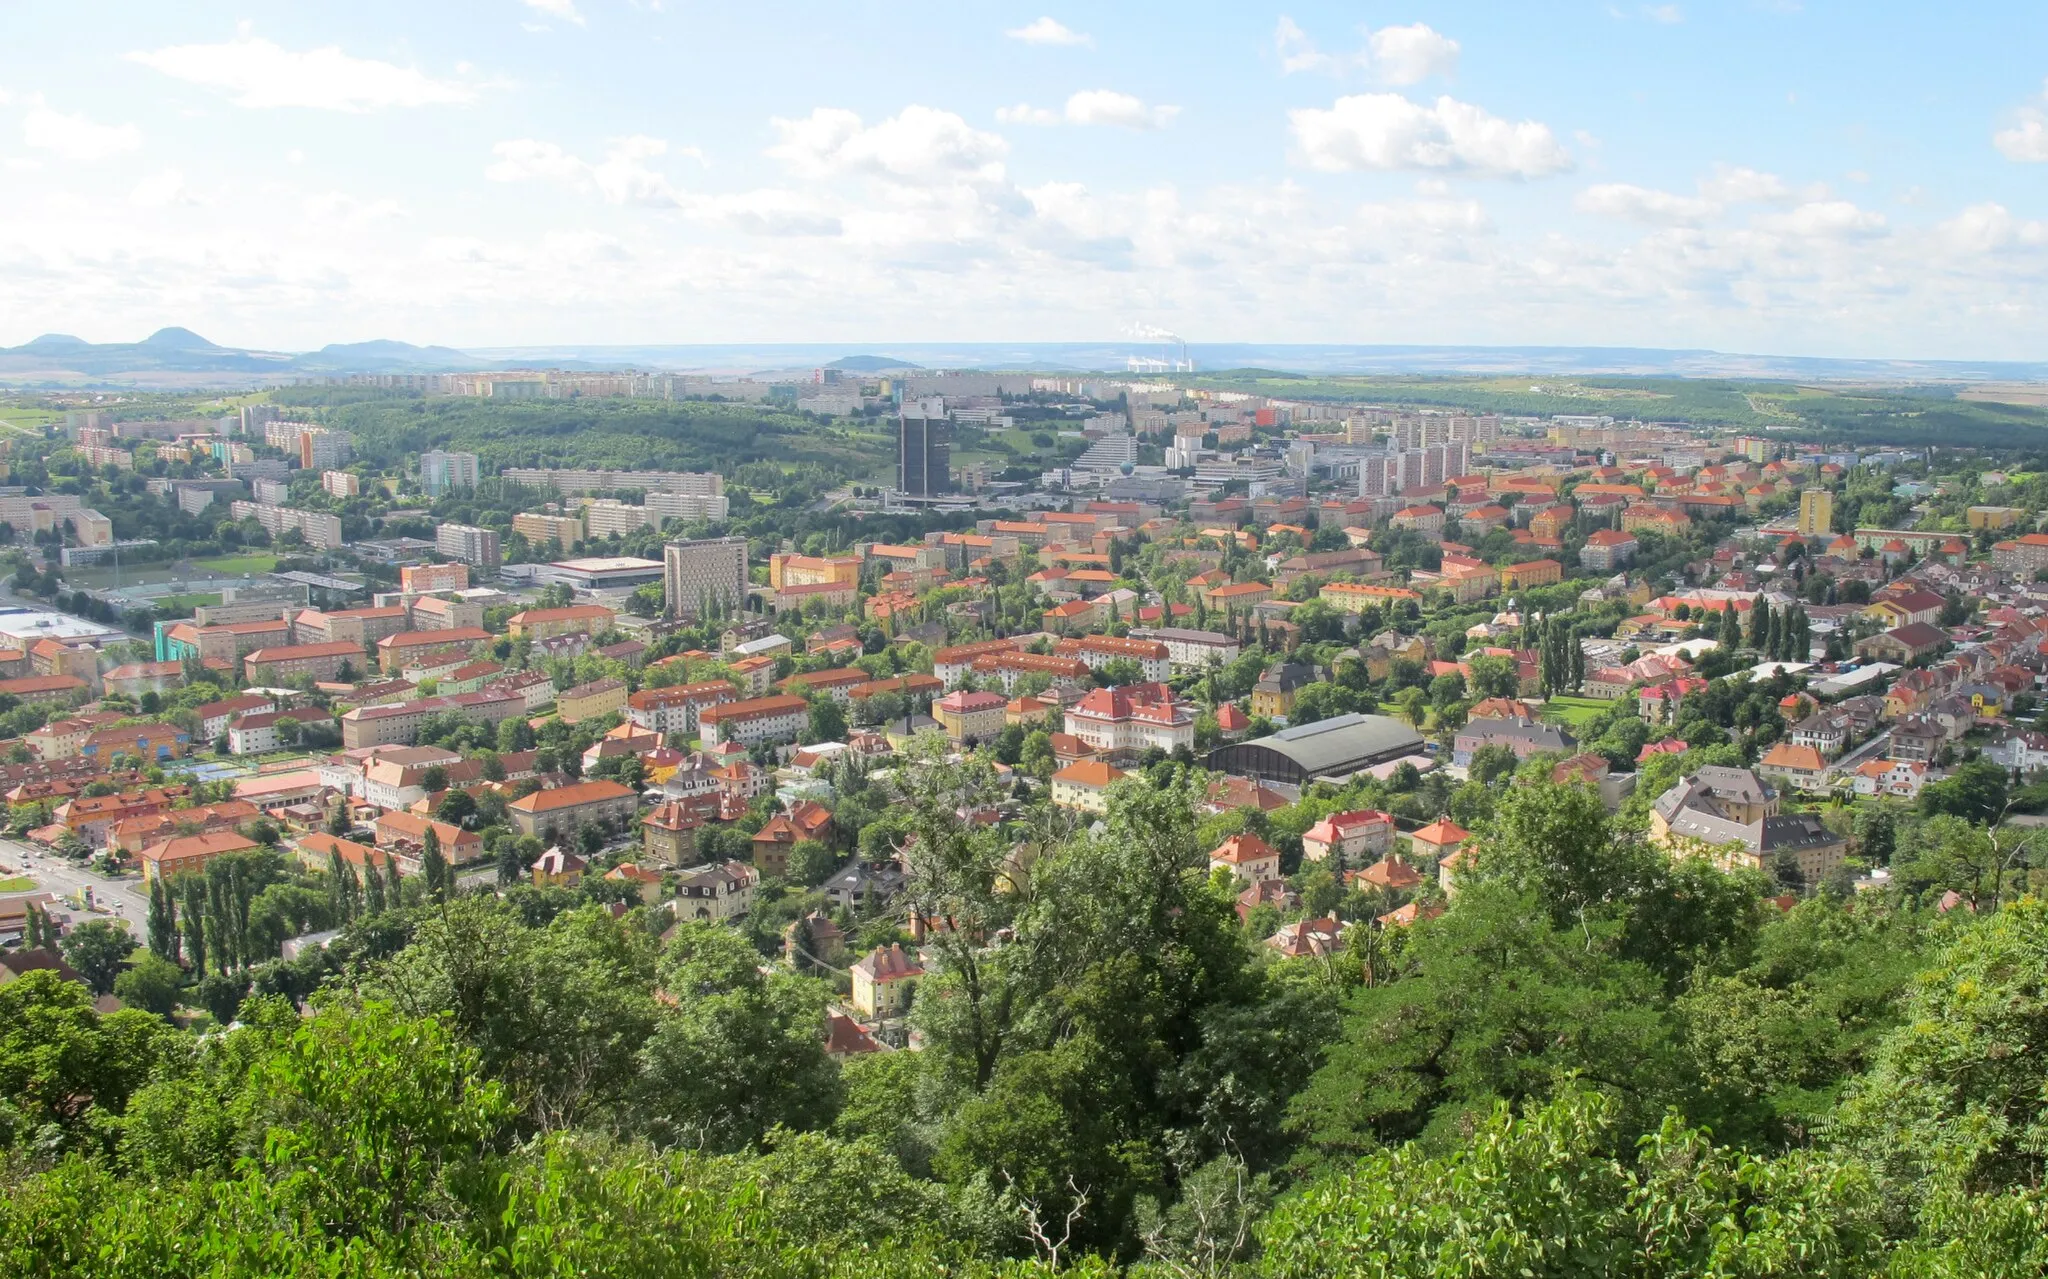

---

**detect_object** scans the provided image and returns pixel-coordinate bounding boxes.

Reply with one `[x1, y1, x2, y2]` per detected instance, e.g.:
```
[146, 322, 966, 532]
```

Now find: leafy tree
[635, 921, 839, 1152]
[113, 952, 182, 1017]
[1920, 759, 2009, 825]
[421, 827, 450, 905]
[807, 696, 848, 743]
[61, 919, 136, 996]
[1467, 742, 1519, 786]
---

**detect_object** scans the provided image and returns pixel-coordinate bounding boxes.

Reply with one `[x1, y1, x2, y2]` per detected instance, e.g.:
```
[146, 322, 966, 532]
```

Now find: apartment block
[322, 470, 360, 498]
[514, 512, 583, 552]
[500, 467, 724, 497]
[419, 450, 480, 497]
[664, 536, 749, 618]
[229, 500, 345, 550]
[435, 523, 502, 572]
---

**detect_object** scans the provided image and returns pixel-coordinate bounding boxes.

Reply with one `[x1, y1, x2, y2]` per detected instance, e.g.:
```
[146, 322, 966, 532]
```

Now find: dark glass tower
[897, 408, 952, 495]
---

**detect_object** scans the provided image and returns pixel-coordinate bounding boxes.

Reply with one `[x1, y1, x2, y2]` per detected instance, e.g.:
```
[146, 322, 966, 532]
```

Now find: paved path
[0, 837, 150, 927]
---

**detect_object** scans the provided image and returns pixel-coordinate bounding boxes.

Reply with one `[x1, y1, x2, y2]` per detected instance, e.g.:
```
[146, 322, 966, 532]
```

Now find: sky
[3, 1, 2048, 359]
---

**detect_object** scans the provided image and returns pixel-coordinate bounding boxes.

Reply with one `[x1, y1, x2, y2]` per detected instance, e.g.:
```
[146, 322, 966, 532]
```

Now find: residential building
[1758, 742, 1832, 792]
[1452, 717, 1572, 766]
[321, 470, 360, 498]
[1208, 832, 1282, 884]
[697, 694, 808, 748]
[1063, 682, 1196, 759]
[932, 690, 1008, 746]
[506, 604, 616, 641]
[1797, 488, 1833, 537]
[400, 562, 470, 594]
[1251, 662, 1316, 719]
[338, 689, 523, 748]
[851, 943, 923, 1018]
[507, 778, 639, 840]
[1127, 627, 1240, 673]
[1051, 634, 1172, 682]
[514, 512, 583, 552]
[377, 627, 491, 673]
[627, 681, 737, 734]
[1320, 582, 1425, 614]
[243, 640, 363, 685]
[1050, 758, 1126, 812]
[1649, 766, 1847, 882]
[552, 678, 624, 725]
[642, 799, 704, 866]
[750, 800, 834, 878]
[419, 450, 480, 496]
[137, 831, 260, 883]
[435, 523, 502, 572]
[1855, 623, 1947, 664]
[664, 536, 749, 618]
[1499, 558, 1564, 590]
[674, 861, 758, 920]
[1300, 809, 1394, 867]
[1580, 529, 1638, 571]
[229, 500, 344, 550]
[227, 708, 329, 755]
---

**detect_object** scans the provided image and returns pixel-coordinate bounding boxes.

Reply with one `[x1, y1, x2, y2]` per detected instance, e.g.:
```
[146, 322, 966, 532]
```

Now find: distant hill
[0, 330, 508, 383]
[825, 354, 923, 372]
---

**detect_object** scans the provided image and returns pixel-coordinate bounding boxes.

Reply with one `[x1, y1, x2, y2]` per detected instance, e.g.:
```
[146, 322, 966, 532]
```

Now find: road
[0, 836, 150, 928]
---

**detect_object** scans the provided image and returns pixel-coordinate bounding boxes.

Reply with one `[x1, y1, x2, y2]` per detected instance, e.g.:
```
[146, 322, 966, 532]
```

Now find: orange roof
[1051, 759, 1126, 788]
[1410, 818, 1470, 847]
[1209, 832, 1278, 865]
[507, 779, 636, 814]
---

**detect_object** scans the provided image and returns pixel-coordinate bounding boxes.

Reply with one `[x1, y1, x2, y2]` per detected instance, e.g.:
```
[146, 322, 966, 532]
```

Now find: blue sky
[3, 1, 2047, 358]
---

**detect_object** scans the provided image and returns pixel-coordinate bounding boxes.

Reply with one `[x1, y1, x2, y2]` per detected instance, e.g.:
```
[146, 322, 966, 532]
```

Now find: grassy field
[1542, 696, 1613, 732]
[0, 875, 35, 893]
[191, 553, 279, 575]
[152, 592, 223, 614]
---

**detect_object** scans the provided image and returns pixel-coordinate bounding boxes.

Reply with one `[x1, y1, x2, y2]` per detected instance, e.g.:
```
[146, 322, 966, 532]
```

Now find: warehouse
[1204, 713, 1424, 788]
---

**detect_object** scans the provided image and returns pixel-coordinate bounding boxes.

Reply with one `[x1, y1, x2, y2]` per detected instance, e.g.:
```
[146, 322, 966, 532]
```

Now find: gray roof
[1209, 712, 1423, 779]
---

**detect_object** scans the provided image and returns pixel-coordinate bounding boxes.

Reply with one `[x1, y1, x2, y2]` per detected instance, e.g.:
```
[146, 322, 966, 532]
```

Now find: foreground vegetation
[6, 758, 2047, 1277]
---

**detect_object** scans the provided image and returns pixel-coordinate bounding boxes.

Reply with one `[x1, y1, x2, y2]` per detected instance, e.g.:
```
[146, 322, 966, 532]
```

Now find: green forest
[272, 389, 898, 484]
[1187, 372, 2048, 452]
[5, 755, 2047, 1278]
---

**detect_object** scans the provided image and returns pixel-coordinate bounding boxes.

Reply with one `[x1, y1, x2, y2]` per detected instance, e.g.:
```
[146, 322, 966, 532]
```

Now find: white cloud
[1643, 4, 1684, 23]
[1275, 18, 1458, 83]
[1699, 165, 1790, 204]
[1755, 200, 1886, 238]
[1062, 90, 1178, 129]
[487, 135, 682, 205]
[523, 0, 586, 24]
[1291, 94, 1571, 178]
[996, 103, 1061, 126]
[127, 35, 476, 111]
[130, 170, 202, 207]
[1937, 203, 2048, 253]
[1368, 24, 1461, 86]
[21, 97, 141, 161]
[1995, 114, 2048, 162]
[1576, 182, 1716, 225]
[1001, 92, 1177, 129]
[1005, 17, 1090, 46]
[768, 106, 1007, 185]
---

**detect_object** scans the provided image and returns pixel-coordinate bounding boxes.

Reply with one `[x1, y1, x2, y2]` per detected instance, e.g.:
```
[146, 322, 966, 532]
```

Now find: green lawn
[152, 592, 223, 614]
[1542, 696, 1612, 732]
[0, 875, 35, 893]
[191, 553, 279, 575]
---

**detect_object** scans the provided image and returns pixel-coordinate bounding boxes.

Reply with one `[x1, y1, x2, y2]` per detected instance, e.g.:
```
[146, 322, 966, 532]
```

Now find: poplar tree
[146, 877, 177, 961]
[181, 878, 208, 973]
[422, 826, 450, 905]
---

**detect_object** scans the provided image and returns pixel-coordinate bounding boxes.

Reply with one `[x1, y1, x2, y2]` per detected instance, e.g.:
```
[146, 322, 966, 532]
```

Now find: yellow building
[1498, 558, 1564, 590]
[1967, 505, 2024, 531]
[557, 677, 628, 724]
[1797, 488, 1833, 537]
[769, 552, 860, 590]
[513, 511, 584, 551]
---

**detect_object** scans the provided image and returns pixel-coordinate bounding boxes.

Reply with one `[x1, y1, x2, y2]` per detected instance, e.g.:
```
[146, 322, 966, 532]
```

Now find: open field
[152, 592, 223, 613]
[1542, 696, 1612, 732]
[191, 553, 279, 575]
